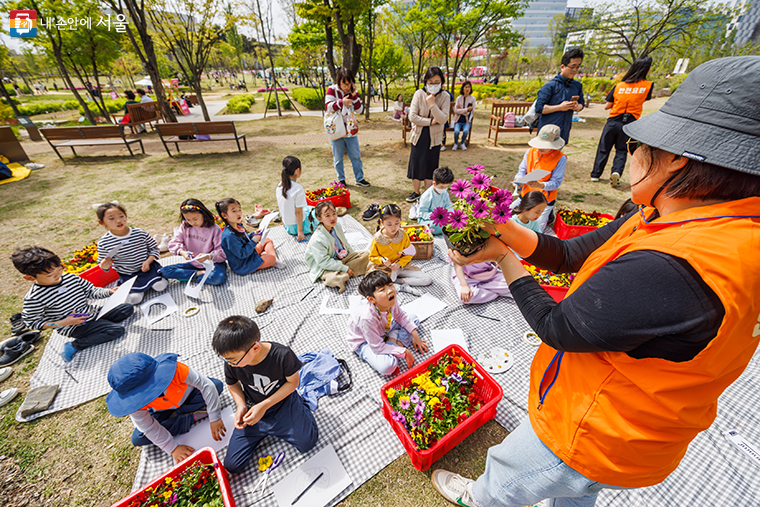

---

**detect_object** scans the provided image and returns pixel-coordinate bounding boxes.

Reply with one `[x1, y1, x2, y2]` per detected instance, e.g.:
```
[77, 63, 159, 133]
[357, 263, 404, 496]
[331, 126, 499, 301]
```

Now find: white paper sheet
[272, 444, 352, 507]
[431, 329, 469, 354]
[104, 242, 124, 259]
[515, 169, 550, 184]
[257, 211, 280, 243]
[344, 231, 370, 252]
[319, 294, 362, 315]
[184, 260, 215, 299]
[401, 293, 447, 322]
[96, 276, 136, 320]
[174, 405, 235, 453]
[140, 292, 179, 325]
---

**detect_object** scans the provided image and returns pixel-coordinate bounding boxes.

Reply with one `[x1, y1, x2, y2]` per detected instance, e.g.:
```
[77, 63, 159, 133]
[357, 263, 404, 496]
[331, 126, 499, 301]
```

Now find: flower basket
[79, 265, 120, 288]
[111, 447, 236, 507]
[401, 225, 434, 260]
[553, 208, 614, 240]
[521, 260, 573, 303]
[381, 345, 503, 471]
[305, 183, 351, 209]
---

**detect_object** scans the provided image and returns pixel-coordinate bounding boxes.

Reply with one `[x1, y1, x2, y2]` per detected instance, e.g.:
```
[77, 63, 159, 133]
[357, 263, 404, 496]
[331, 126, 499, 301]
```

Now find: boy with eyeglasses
[535, 48, 586, 144]
[212, 315, 318, 474]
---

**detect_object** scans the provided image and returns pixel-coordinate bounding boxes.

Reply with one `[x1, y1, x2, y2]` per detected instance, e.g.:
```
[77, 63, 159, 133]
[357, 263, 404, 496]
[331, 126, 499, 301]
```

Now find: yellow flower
[258, 455, 273, 471]
[162, 491, 172, 499]
[385, 388, 396, 398]
[429, 397, 441, 407]
[165, 477, 172, 484]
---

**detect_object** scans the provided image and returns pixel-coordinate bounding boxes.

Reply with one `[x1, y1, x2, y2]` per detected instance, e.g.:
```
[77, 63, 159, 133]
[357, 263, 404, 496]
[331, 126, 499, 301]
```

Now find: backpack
[0, 161, 13, 181]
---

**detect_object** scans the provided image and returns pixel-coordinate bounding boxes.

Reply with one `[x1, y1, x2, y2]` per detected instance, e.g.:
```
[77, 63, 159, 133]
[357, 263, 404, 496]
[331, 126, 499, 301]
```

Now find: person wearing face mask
[535, 48, 585, 144]
[405, 67, 451, 203]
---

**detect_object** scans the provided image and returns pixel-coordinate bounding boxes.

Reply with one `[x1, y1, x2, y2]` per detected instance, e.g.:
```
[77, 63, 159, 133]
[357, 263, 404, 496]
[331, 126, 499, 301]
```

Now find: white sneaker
[460, 143, 468, 151]
[397, 283, 422, 297]
[440, 145, 446, 151]
[452, 143, 458, 151]
[409, 203, 419, 220]
[158, 233, 170, 253]
[25, 162, 45, 170]
[0, 366, 12, 383]
[610, 172, 620, 187]
[431, 469, 481, 507]
[0, 387, 19, 408]
[590, 177, 600, 182]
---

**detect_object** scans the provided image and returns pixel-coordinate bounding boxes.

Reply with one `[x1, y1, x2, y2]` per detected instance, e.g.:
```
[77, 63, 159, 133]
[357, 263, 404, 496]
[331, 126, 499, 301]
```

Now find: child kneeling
[212, 316, 318, 474]
[417, 166, 454, 234]
[106, 352, 224, 463]
[305, 201, 369, 293]
[347, 271, 429, 376]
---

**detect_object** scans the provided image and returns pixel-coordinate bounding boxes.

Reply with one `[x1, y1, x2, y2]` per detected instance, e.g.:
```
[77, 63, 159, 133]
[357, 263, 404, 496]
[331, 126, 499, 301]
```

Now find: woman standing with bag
[452, 81, 476, 151]
[405, 67, 450, 203]
[324, 68, 371, 188]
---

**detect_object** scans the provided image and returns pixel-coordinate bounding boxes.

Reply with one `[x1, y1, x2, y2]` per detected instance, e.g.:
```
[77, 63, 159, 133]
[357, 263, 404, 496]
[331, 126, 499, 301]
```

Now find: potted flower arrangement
[521, 261, 575, 302]
[305, 180, 351, 209]
[554, 206, 614, 240]
[62, 241, 119, 287]
[401, 224, 434, 260]
[431, 165, 513, 256]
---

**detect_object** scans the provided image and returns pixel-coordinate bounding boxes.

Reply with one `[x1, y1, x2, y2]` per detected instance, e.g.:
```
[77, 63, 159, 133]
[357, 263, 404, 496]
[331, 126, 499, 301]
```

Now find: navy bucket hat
[623, 56, 760, 176]
[106, 352, 178, 417]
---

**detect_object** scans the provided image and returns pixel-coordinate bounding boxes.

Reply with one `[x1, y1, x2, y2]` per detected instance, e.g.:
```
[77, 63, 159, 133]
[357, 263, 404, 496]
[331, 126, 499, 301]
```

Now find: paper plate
[477, 347, 513, 374]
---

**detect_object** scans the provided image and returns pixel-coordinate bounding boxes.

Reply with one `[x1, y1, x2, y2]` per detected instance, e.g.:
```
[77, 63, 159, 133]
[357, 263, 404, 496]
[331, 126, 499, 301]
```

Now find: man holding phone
[535, 48, 585, 144]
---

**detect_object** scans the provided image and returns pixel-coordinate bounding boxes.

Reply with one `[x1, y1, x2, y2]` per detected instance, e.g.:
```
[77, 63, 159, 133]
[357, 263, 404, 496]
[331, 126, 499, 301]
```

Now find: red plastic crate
[306, 189, 352, 209]
[381, 345, 503, 471]
[111, 447, 236, 507]
[521, 260, 570, 302]
[78, 265, 119, 287]
[553, 212, 614, 240]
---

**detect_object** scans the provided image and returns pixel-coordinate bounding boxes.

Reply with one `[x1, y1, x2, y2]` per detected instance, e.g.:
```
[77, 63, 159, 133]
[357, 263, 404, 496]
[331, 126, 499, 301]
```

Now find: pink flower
[467, 164, 484, 175]
[489, 188, 512, 206]
[463, 191, 479, 206]
[450, 179, 473, 199]
[491, 202, 512, 224]
[431, 207, 450, 227]
[449, 209, 468, 230]
[471, 172, 492, 190]
[472, 200, 491, 218]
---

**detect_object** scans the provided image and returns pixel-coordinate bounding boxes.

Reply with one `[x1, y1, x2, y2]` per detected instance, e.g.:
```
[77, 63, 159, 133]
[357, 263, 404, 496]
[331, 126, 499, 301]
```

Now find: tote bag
[324, 110, 346, 140]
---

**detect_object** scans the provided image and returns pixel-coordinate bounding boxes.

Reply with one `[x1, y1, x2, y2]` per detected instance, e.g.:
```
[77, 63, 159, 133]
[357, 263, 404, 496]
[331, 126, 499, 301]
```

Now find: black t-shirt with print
[224, 342, 302, 408]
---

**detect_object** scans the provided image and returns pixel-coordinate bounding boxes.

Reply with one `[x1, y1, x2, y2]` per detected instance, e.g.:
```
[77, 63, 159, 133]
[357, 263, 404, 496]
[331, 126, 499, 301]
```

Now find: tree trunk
[10, 60, 34, 94]
[325, 24, 337, 81]
[193, 77, 211, 121]
[55, 49, 96, 124]
[364, 7, 374, 121]
[91, 55, 112, 122]
[67, 57, 109, 121]
[0, 74, 22, 117]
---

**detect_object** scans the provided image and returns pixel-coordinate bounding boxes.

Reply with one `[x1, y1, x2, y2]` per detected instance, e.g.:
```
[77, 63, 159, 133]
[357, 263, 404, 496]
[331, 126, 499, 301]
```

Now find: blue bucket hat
[106, 352, 178, 417]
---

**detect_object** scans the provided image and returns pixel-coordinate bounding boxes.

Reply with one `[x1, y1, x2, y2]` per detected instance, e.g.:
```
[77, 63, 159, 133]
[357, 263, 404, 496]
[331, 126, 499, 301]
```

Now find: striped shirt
[22, 273, 111, 337]
[324, 84, 363, 117]
[98, 228, 159, 276]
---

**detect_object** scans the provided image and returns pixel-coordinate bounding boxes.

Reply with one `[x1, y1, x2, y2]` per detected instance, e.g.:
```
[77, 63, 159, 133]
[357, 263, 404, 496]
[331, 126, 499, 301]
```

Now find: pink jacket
[325, 84, 363, 126]
[453, 95, 476, 124]
[346, 298, 417, 358]
[168, 222, 226, 268]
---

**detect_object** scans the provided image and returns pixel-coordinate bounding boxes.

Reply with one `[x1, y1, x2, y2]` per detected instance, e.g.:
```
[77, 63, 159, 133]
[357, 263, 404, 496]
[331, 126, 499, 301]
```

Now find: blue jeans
[454, 122, 471, 144]
[355, 314, 419, 375]
[472, 418, 626, 507]
[330, 135, 364, 182]
[131, 378, 224, 446]
[224, 391, 318, 474]
[161, 261, 227, 286]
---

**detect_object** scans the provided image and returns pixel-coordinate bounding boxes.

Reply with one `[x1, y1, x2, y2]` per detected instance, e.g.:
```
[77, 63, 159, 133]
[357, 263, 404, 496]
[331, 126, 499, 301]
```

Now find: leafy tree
[390, 1, 432, 89]
[371, 35, 408, 110]
[0, 42, 23, 117]
[288, 20, 328, 92]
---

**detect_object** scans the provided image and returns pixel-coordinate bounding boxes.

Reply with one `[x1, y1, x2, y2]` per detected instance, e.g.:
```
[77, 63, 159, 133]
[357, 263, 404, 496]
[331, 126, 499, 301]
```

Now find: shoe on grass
[336, 207, 347, 217]
[362, 203, 380, 221]
[431, 469, 481, 507]
[10, 313, 29, 336]
[590, 177, 600, 182]
[61, 342, 77, 362]
[0, 339, 34, 367]
[356, 179, 371, 187]
[440, 145, 446, 151]
[25, 162, 45, 170]
[0, 388, 19, 408]
[0, 366, 12, 383]
[339, 180, 347, 188]
[452, 143, 458, 151]
[405, 192, 420, 203]
[460, 143, 468, 151]
[610, 172, 620, 187]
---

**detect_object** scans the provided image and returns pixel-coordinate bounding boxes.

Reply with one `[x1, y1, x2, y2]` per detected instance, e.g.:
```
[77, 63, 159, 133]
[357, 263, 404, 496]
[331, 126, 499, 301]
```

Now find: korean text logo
[10, 10, 37, 38]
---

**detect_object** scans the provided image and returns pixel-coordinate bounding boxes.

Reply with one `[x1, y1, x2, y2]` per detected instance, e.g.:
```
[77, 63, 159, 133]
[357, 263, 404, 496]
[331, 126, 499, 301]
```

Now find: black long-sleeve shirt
[511, 212, 724, 362]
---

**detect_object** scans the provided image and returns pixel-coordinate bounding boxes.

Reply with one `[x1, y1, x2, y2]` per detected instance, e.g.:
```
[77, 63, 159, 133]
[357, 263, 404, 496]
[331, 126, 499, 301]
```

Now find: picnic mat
[19, 216, 760, 506]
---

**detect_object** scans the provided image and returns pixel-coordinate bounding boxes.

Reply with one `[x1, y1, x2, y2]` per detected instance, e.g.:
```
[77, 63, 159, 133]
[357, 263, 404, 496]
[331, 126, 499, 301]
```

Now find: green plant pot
[443, 228, 489, 256]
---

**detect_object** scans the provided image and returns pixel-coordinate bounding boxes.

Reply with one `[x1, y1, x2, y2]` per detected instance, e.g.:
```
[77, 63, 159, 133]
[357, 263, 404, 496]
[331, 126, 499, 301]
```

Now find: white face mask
[426, 83, 441, 94]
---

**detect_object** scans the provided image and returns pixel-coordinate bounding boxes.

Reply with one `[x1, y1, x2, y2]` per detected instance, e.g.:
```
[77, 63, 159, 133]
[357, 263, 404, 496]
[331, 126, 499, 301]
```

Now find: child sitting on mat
[96, 201, 168, 305]
[12, 246, 134, 362]
[163, 198, 227, 285]
[417, 166, 455, 234]
[451, 261, 511, 304]
[347, 271, 429, 376]
[368, 203, 432, 290]
[276, 156, 314, 242]
[106, 352, 225, 464]
[305, 200, 369, 293]
[510, 190, 547, 234]
[216, 197, 283, 275]
[212, 315, 318, 474]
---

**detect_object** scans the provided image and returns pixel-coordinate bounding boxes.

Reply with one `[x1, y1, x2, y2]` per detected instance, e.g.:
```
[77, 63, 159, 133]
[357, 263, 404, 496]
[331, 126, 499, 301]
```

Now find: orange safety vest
[608, 80, 652, 120]
[529, 197, 760, 487]
[520, 148, 565, 203]
[143, 362, 190, 411]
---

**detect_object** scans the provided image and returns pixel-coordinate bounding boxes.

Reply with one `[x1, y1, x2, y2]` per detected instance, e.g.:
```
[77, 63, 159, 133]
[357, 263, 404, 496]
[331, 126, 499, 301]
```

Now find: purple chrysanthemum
[467, 164, 485, 175]
[415, 403, 425, 414]
[450, 179, 473, 199]
[463, 191, 479, 206]
[492, 202, 513, 224]
[471, 172, 492, 190]
[399, 397, 410, 410]
[449, 209, 469, 230]
[391, 410, 405, 423]
[431, 207, 450, 227]
[472, 200, 491, 218]
[410, 393, 420, 404]
[489, 188, 512, 206]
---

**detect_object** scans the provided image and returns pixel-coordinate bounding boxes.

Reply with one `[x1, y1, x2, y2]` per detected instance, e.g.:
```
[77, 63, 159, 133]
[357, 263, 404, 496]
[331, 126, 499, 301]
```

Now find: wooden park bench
[401, 100, 474, 147]
[40, 125, 145, 160]
[487, 100, 533, 146]
[156, 121, 248, 157]
[112, 102, 163, 133]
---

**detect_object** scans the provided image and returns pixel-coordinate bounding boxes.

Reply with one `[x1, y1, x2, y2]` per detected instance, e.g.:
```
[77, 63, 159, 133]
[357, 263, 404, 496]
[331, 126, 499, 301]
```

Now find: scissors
[252, 451, 285, 497]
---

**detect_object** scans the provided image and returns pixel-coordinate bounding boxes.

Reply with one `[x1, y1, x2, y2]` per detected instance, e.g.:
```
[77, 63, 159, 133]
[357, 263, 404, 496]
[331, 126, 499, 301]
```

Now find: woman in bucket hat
[511, 124, 568, 233]
[107, 352, 225, 463]
[433, 56, 760, 507]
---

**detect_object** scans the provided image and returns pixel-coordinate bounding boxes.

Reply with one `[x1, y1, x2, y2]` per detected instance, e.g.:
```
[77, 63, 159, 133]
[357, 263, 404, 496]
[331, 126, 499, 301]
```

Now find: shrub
[266, 95, 291, 110]
[226, 94, 256, 113]
[18, 100, 80, 116]
[387, 85, 419, 103]
[668, 73, 689, 92]
[0, 102, 14, 121]
[77, 98, 128, 116]
[291, 87, 323, 110]
[4, 84, 31, 96]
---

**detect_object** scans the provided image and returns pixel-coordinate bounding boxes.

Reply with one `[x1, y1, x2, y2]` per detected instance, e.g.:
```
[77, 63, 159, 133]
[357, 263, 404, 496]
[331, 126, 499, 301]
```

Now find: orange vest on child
[529, 198, 760, 487]
[520, 148, 565, 203]
[608, 80, 653, 119]
[143, 362, 190, 411]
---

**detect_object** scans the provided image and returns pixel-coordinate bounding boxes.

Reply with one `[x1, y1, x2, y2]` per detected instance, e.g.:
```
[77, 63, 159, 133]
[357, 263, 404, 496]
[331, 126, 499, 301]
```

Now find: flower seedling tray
[401, 225, 434, 260]
[78, 265, 119, 287]
[521, 260, 570, 303]
[381, 345, 503, 471]
[305, 189, 352, 209]
[553, 211, 614, 240]
[110, 447, 236, 507]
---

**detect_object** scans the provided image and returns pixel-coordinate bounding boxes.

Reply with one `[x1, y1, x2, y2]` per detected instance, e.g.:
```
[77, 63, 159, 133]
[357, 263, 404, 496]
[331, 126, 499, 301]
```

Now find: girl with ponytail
[275, 156, 315, 241]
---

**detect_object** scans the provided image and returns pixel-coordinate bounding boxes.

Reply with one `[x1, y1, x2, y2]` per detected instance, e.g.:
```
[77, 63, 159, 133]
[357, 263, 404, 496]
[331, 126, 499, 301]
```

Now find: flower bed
[305, 181, 351, 209]
[381, 345, 503, 471]
[62, 241, 119, 287]
[111, 447, 235, 507]
[521, 261, 574, 302]
[401, 225, 434, 260]
[554, 207, 614, 240]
